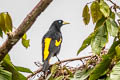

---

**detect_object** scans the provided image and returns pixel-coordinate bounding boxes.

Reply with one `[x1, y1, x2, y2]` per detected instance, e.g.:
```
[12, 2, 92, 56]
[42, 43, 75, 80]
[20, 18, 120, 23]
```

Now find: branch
[27, 55, 92, 79]
[55, 55, 92, 65]
[107, 0, 120, 11]
[0, 0, 53, 61]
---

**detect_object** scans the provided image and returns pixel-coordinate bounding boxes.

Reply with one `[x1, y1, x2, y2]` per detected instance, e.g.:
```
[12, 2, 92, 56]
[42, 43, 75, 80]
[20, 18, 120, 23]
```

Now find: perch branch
[0, 0, 53, 61]
[27, 55, 92, 79]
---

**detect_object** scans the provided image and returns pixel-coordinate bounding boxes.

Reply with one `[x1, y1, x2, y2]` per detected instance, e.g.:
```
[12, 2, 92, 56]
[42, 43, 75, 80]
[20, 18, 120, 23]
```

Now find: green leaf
[0, 69, 12, 80]
[109, 61, 120, 80]
[22, 39, 30, 48]
[0, 28, 3, 37]
[64, 66, 73, 77]
[94, 16, 106, 30]
[89, 56, 111, 80]
[0, 12, 13, 34]
[70, 68, 92, 80]
[89, 40, 120, 80]
[82, 4, 90, 25]
[100, 0, 110, 17]
[90, 1, 102, 23]
[22, 33, 30, 48]
[115, 44, 120, 60]
[0, 13, 7, 34]
[91, 25, 108, 54]
[108, 41, 120, 55]
[46, 64, 59, 80]
[54, 76, 64, 80]
[77, 32, 95, 55]
[4, 12, 13, 32]
[17, 73, 26, 80]
[110, 11, 115, 20]
[106, 18, 118, 37]
[2, 54, 27, 80]
[46, 73, 53, 80]
[51, 64, 58, 74]
[22, 33, 27, 39]
[15, 66, 33, 73]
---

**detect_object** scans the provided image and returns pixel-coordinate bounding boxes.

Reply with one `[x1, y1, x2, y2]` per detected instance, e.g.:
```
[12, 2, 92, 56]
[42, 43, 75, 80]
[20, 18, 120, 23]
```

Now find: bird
[42, 20, 70, 72]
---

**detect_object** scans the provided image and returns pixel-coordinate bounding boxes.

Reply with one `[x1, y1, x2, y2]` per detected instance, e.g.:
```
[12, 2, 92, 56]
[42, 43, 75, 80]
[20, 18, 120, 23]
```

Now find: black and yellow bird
[42, 20, 70, 72]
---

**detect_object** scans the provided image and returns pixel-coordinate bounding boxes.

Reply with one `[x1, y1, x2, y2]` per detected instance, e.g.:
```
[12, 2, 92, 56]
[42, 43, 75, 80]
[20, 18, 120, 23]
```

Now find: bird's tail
[42, 60, 49, 72]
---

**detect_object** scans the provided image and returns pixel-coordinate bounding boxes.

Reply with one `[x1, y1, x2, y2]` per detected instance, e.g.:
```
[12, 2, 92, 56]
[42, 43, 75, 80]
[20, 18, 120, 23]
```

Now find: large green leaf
[90, 1, 102, 23]
[89, 40, 120, 80]
[109, 61, 120, 80]
[106, 18, 118, 37]
[89, 56, 111, 80]
[82, 4, 90, 25]
[70, 68, 92, 80]
[91, 25, 108, 54]
[2, 54, 27, 80]
[100, 0, 110, 17]
[77, 32, 95, 55]
[22, 33, 30, 48]
[15, 66, 33, 73]
[0, 68, 12, 80]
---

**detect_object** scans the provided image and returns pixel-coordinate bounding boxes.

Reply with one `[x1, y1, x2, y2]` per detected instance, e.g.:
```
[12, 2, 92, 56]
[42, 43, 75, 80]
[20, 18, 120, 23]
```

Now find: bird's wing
[42, 31, 62, 62]
[42, 34, 52, 62]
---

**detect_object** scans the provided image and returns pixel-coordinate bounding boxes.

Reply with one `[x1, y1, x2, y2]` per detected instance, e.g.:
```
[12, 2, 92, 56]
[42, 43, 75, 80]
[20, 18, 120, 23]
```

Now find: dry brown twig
[107, 0, 120, 12]
[27, 55, 92, 79]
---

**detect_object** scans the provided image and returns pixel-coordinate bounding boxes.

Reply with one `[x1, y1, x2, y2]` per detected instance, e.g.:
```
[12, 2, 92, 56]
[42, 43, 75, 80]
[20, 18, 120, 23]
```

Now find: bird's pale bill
[62, 21, 70, 25]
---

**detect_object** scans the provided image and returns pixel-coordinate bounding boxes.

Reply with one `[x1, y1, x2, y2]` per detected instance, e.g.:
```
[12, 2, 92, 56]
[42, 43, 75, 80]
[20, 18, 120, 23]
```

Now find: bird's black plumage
[42, 20, 69, 72]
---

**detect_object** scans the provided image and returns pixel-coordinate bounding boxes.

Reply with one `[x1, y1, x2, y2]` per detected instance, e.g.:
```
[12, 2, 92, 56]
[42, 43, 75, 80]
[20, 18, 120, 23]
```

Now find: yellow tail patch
[44, 38, 51, 60]
[55, 38, 62, 46]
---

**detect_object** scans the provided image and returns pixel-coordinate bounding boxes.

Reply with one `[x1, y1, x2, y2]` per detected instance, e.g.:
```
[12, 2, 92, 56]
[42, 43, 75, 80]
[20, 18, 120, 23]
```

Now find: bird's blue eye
[58, 20, 62, 23]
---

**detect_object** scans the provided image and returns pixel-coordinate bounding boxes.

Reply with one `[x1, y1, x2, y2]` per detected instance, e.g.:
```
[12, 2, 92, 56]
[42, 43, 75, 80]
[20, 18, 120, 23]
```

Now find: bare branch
[0, 0, 53, 61]
[107, 0, 120, 11]
[27, 55, 92, 79]
[55, 55, 92, 65]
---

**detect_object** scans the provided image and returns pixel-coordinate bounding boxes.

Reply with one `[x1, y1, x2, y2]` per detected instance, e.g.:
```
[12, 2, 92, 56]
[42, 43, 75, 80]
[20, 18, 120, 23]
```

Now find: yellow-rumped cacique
[42, 20, 70, 72]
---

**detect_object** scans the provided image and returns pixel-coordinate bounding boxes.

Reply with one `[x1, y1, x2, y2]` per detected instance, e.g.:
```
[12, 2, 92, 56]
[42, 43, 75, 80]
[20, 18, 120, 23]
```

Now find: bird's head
[50, 20, 70, 31]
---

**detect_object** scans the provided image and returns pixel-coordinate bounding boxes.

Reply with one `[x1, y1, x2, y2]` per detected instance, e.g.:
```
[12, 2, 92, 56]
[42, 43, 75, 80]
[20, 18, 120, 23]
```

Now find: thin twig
[27, 55, 92, 79]
[107, 0, 120, 10]
[55, 55, 92, 65]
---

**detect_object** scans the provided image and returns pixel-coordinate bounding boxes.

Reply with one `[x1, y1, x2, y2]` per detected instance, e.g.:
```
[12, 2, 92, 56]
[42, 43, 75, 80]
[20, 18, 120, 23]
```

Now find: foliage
[109, 61, 120, 80]
[1, 54, 32, 80]
[77, 0, 120, 80]
[0, 12, 32, 79]
[1, 0, 120, 80]
[70, 68, 93, 80]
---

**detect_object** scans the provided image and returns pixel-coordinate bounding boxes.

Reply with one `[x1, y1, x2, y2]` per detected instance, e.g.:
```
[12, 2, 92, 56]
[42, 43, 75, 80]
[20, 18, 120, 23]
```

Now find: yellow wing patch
[55, 38, 62, 46]
[44, 38, 51, 60]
